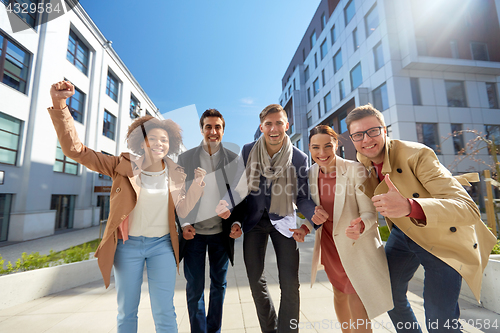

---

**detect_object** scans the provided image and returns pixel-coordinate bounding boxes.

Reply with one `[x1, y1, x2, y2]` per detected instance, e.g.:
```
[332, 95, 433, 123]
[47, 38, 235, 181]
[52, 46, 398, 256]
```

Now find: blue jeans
[386, 226, 462, 333]
[114, 235, 177, 333]
[183, 233, 229, 333]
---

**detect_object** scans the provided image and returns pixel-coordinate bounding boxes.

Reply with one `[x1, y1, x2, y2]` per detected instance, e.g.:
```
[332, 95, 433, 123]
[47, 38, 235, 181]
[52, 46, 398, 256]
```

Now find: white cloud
[240, 97, 254, 105]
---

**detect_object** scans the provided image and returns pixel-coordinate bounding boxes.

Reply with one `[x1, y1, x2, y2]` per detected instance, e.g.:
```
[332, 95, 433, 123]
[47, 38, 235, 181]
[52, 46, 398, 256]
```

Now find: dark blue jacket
[235, 141, 316, 233]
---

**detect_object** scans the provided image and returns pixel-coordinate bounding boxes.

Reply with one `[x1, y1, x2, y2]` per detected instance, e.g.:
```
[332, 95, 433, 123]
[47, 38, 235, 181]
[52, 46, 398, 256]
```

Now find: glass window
[288, 85, 292, 97]
[0, 112, 21, 165]
[54, 140, 79, 175]
[6, 0, 39, 28]
[307, 87, 311, 103]
[331, 25, 337, 45]
[324, 92, 332, 113]
[0, 193, 13, 242]
[310, 30, 316, 48]
[445, 81, 467, 107]
[416, 123, 440, 153]
[67, 30, 89, 75]
[353, 28, 359, 50]
[97, 195, 110, 222]
[344, 0, 355, 26]
[321, 70, 325, 87]
[373, 82, 389, 111]
[374, 42, 384, 71]
[106, 70, 119, 102]
[410, 78, 422, 105]
[350, 62, 362, 90]
[450, 40, 459, 59]
[485, 125, 500, 154]
[320, 40, 328, 60]
[130, 94, 140, 119]
[314, 53, 318, 68]
[333, 49, 342, 73]
[339, 80, 345, 100]
[321, 13, 327, 30]
[307, 111, 312, 127]
[451, 124, 465, 155]
[339, 111, 348, 133]
[293, 78, 296, 91]
[313, 78, 320, 96]
[317, 102, 321, 118]
[302, 48, 306, 62]
[364, 4, 379, 37]
[103, 110, 116, 140]
[51, 195, 75, 230]
[68, 86, 85, 123]
[0, 32, 30, 94]
[304, 66, 310, 82]
[470, 42, 489, 61]
[486, 83, 499, 109]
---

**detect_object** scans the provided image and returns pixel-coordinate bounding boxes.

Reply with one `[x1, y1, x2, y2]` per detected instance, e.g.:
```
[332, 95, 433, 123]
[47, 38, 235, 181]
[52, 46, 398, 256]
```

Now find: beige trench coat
[48, 107, 204, 287]
[358, 138, 497, 302]
[305, 157, 393, 319]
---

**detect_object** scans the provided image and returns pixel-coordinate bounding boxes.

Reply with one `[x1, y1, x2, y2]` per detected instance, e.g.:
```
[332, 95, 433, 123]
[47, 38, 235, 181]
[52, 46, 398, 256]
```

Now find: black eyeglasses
[349, 126, 384, 142]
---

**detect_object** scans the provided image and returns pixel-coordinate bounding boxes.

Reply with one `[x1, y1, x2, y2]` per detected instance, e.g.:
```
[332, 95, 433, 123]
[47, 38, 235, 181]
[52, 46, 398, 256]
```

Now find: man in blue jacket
[178, 109, 243, 333]
[217, 104, 327, 333]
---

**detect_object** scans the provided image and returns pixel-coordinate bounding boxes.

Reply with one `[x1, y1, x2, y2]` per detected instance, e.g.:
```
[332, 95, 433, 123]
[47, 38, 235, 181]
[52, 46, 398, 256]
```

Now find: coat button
[450, 227, 457, 232]
[412, 193, 419, 198]
[473, 243, 478, 249]
[397, 168, 402, 173]
[116, 187, 121, 193]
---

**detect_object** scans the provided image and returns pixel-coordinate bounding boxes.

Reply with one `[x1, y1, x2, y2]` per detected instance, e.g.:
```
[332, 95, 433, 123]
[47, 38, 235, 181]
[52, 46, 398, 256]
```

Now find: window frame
[364, 3, 379, 37]
[373, 41, 384, 71]
[333, 49, 342, 73]
[416, 122, 440, 154]
[344, 0, 355, 26]
[486, 82, 499, 109]
[350, 62, 362, 90]
[310, 30, 317, 49]
[0, 112, 21, 166]
[373, 82, 389, 111]
[54, 140, 79, 175]
[103, 110, 117, 140]
[410, 78, 422, 106]
[313, 78, 320, 96]
[0, 31, 31, 94]
[324, 92, 332, 113]
[106, 70, 119, 102]
[67, 84, 85, 123]
[320, 39, 328, 60]
[445, 80, 467, 107]
[67, 29, 90, 75]
[470, 42, 489, 61]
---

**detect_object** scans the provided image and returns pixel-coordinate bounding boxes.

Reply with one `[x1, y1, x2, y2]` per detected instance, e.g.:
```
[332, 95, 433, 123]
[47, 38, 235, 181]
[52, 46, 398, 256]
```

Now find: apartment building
[0, 1, 161, 242]
[279, 0, 500, 195]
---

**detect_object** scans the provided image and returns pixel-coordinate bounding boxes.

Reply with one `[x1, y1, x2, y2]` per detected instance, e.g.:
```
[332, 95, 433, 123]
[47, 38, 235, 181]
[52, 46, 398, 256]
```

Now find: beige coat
[358, 138, 497, 302]
[48, 107, 204, 287]
[305, 157, 393, 319]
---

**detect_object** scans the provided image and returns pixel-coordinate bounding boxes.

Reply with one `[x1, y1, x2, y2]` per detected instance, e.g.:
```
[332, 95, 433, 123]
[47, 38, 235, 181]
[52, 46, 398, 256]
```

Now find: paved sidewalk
[0, 226, 101, 266]
[0, 232, 499, 332]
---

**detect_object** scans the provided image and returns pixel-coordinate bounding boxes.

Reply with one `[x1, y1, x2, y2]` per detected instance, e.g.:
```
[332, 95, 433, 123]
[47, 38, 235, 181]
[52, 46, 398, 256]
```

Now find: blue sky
[79, 0, 320, 150]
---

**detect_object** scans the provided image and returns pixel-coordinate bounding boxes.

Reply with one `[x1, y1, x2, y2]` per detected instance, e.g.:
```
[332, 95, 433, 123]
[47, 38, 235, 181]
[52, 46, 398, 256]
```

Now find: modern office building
[0, 1, 161, 242]
[279, 0, 500, 194]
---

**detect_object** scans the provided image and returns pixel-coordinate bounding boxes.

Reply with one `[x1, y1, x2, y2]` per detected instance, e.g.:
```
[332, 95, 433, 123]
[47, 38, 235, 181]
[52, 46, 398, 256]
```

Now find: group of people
[49, 81, 496, 333]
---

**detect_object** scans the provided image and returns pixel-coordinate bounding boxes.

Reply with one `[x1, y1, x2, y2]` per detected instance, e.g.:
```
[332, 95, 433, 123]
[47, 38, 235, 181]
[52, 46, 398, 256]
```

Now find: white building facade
[0, 1, 160, 242]
[280, 0, 500, 202]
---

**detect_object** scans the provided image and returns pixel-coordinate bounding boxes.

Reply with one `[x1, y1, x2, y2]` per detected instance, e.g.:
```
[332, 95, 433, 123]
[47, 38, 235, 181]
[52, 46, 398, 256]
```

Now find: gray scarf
[245, 135, 296, 217]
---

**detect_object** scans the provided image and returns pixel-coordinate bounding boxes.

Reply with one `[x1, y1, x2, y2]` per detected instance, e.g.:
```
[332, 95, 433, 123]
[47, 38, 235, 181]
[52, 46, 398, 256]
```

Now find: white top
[128, 166, 170, 237]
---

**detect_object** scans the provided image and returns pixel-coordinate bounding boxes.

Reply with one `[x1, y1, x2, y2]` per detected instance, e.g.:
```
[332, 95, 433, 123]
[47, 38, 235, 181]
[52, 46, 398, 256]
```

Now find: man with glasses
[345, 104, 496, 333]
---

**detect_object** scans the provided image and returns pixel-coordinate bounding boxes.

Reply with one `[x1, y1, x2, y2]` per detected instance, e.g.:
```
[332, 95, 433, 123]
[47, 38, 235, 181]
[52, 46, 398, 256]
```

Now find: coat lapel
[332, 157, 347, 231]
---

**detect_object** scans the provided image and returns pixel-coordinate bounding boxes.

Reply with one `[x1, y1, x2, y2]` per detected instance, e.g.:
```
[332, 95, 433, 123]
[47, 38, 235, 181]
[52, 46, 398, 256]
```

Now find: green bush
[378, 225, 390, 242]
[492, 239, 500, 255]
[0, 239, 99, 275]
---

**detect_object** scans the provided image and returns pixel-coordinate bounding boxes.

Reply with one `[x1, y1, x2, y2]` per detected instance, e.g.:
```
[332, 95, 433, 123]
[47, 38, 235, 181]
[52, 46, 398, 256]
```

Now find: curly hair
[126, 116, 183, 155]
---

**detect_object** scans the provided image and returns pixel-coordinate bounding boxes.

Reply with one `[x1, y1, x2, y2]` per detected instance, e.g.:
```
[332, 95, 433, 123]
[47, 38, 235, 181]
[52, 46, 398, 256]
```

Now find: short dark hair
[199, 109, 225, 130]
[345, 103, 385, 132]
[127, 116, 182, 155]
[259, 104, 288, 123]
[309, 125, 339, 143]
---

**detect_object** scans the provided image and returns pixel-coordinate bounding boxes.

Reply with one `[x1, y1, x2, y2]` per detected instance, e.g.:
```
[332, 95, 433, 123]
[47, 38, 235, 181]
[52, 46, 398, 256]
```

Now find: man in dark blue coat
[217, 104, 327, 333]
[178, 109, 243, 333]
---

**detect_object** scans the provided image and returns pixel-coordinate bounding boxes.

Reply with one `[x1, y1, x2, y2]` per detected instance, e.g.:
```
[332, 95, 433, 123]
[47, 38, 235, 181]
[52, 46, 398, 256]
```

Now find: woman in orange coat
[49, 81, 205, 333]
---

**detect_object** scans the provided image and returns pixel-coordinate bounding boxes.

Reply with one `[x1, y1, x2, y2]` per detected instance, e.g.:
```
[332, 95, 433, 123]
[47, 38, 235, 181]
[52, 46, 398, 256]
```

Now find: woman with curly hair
[48, 81, 205, 333]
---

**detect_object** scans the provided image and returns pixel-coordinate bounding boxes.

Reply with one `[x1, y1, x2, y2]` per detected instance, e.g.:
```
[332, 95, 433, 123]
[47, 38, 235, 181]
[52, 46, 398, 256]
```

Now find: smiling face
[309, 133, 337, 173]
[260, 111, 289, 156]
[141, 128, 170, 162]
[349, 116, 386, 164]
[201, 116, 224, 154]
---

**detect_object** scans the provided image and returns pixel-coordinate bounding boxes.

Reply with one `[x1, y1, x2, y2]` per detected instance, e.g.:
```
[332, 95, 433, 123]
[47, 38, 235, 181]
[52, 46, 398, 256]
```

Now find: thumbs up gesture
[371, 174, 411, 218]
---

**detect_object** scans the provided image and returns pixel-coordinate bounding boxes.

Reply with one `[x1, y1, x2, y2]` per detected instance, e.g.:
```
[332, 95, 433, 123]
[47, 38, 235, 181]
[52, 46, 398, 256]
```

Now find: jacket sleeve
[47, 107, 119, 176]
[296, 154, 316, 223]
[351, 162, 378, 235]
[410, 148, 481, 228]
